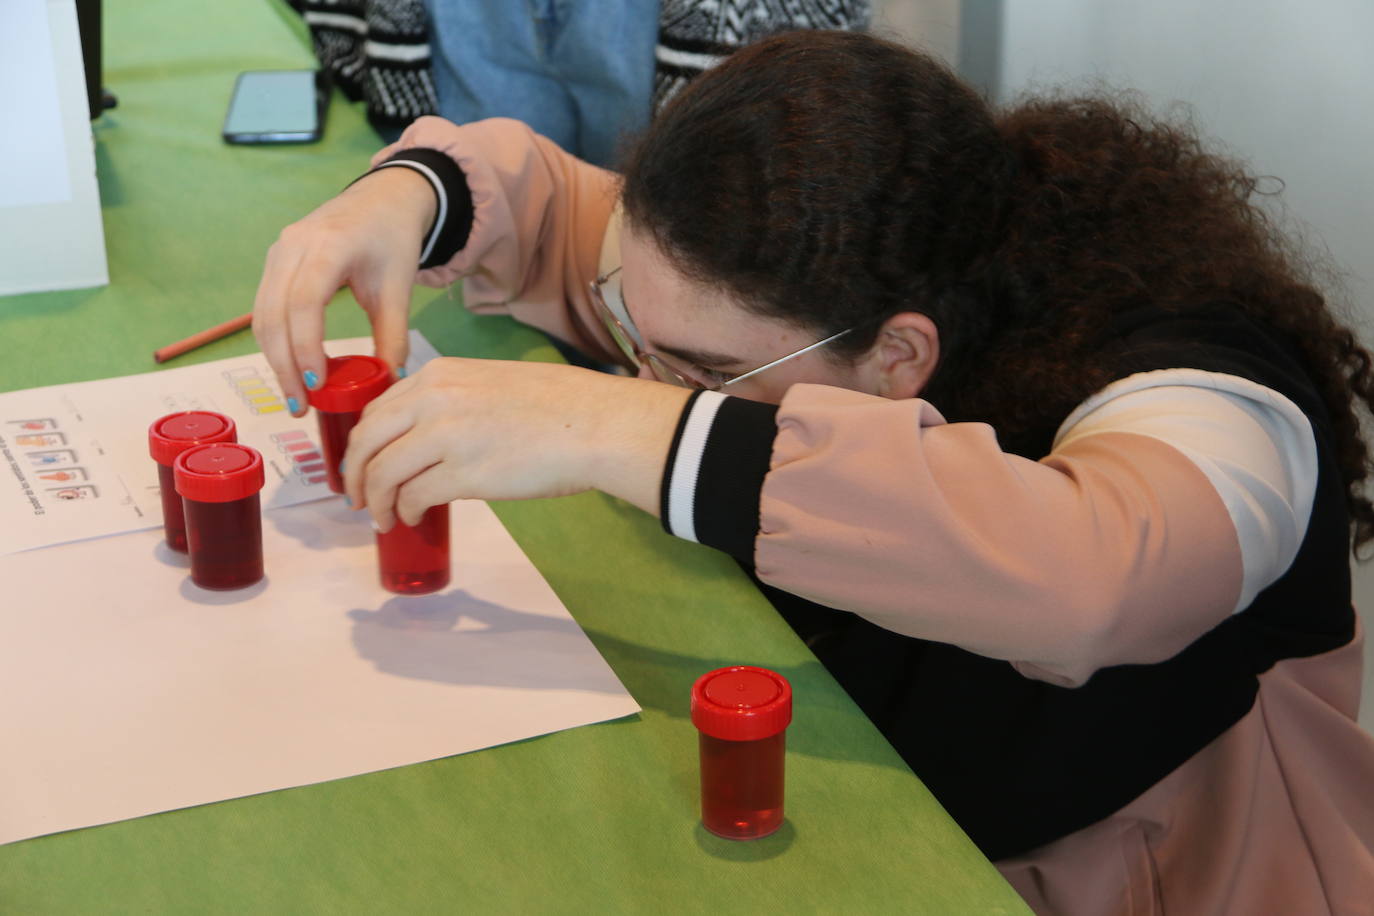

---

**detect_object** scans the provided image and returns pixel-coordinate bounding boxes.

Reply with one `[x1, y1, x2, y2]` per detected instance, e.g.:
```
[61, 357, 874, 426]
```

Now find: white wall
[872, 0, 961, 65]
[965, 0, 1374, 728]
[991, 1, 1374, 325]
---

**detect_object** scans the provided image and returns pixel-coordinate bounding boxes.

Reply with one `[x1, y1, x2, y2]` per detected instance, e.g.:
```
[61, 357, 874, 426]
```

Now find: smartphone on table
[222, 70, 329, 144]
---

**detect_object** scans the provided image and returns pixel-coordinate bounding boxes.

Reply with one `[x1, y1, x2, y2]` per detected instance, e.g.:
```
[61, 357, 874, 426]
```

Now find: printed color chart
[0, 331, 439, 554]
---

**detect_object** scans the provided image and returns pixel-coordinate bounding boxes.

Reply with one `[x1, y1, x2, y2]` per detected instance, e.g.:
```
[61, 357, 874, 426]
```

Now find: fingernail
[303, 370, 320, 389]
[287, 396, 300, 413]
[343, 495, 352, 507]
[338, 459, 346, 473]
[396, 366, 408, 379]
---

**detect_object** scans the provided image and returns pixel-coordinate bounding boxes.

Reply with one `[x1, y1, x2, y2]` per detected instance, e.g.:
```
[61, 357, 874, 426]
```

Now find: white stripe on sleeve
[666, 391, 728, 543]
[372, 159, 448, 266]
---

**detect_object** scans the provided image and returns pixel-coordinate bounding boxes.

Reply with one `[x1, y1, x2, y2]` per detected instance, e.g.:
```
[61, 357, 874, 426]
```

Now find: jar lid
[174, 443, 265, 503]
[306, 355, 393, 413]
[691, 666, 792, 742]
[148, 411, 237, 465]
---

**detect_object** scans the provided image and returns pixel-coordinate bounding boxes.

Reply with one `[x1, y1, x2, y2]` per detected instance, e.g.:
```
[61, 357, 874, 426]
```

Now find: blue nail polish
[303, 370, 320, 389]
[287, 396, 300, 413]
[396, 366, 408, 379]
[338, 459, 346, 474]
[343, 495, 352, 507]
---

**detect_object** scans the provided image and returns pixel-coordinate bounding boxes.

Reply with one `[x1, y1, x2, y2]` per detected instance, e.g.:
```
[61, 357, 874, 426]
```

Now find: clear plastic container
[148, 411, 237, 552]
[377, 504, 451, 595]
[174, 443, 265, 590]
[690, 666, 793, 839]
[306, 355, 393, 494]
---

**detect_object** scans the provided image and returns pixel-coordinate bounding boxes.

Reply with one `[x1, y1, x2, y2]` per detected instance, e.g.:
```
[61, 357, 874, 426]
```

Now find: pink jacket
[377, 116, 1374, 914]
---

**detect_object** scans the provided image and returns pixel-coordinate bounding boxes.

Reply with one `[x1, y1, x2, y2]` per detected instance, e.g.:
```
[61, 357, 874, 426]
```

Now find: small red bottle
[308, 355, 452, 595]
[174, 443, 265, 590]
[377, 504, 451, 595]
[691, 666, 793, 840]
[306, 354, 393, 494]
[148, 411, 237, 552]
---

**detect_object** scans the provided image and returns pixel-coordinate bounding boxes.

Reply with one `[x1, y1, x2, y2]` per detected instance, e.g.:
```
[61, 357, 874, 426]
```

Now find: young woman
[252, 31, 1374, 913]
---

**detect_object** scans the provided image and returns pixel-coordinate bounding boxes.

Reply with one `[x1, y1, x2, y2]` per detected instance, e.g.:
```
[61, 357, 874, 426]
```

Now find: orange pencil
[153, 312, 254, 363]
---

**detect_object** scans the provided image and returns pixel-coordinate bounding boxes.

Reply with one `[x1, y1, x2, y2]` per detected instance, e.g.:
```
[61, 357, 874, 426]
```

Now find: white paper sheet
[0, 332, 438, 555]
[0, 496, 640, 846]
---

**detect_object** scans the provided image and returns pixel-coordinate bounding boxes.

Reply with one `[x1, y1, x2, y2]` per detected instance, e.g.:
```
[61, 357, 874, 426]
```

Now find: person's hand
[252, 167, 437, 416]
[341, 358, 692, 530]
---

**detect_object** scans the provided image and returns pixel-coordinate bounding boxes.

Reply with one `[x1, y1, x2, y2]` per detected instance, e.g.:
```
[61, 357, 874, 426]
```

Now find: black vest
[759, 303, 1356, 860]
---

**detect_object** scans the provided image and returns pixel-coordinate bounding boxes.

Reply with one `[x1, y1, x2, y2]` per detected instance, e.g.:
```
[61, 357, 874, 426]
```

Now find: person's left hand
[341, 357, 692, 531]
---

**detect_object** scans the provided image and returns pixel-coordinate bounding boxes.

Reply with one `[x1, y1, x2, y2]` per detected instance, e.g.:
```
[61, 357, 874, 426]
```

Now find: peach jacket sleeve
[371, 116, 624, 364]
[661, 370, 1319, 688]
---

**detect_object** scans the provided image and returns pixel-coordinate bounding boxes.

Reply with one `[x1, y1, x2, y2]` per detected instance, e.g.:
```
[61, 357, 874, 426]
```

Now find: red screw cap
[691, 666, 792, 742]
[174, 443, 265, 503]
[149, 411, 236, 466]
[306, 355, 394, 414]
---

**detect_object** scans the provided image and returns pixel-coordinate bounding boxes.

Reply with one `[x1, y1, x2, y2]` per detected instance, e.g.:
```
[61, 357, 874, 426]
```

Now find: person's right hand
[252, 166, 438, 416]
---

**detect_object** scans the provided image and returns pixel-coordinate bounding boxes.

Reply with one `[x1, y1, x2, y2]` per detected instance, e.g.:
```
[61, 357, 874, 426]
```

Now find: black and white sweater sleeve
[660, 390, 779, 561]
[356, 148, 474, 269]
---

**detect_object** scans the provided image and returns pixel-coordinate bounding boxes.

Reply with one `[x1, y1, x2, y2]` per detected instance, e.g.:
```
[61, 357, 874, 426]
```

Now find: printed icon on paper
[8, 418, 57, 431]
[16, 432, 67, 448]
[49, 485, 99, 500]
[224, 367, 287, 415]
[36, 467, 89, 483]
[26, 449, 77, 468]
[272, 430, 328, 485]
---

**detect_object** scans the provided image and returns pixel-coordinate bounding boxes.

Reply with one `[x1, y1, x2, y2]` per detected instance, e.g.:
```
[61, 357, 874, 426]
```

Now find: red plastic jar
[174, 443, 265, 590]
[691, 666, 792, 840]
[377, 504, 451, 595]
[148, 411, 237, 552]
[306, 355, 393, 494]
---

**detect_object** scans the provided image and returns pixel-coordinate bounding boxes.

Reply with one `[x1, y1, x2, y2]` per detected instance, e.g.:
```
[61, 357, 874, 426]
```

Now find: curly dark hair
[620, 30, 1374, 553]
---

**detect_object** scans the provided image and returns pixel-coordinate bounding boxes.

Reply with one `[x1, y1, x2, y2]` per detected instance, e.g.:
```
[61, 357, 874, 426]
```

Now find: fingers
[252, 242, 308, 415]
[361, 427, 448, 532]
[393, 464, 456, 528]
[340, 391, 424, 512]
[284, 255, 344, 404]
[368, 264, 414, 375]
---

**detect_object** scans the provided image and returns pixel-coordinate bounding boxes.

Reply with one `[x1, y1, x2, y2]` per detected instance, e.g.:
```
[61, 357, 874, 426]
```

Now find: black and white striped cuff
[653, 34, 730, 81]
[360, 148, 474, 269]
[660, 390, 779, 561]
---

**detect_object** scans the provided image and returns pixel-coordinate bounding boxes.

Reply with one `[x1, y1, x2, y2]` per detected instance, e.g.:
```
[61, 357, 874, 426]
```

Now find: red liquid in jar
[377, 504, 450, 595]
[157, 462, 188, 552]
[316, 408, 361, 495]
[150, 411, 236, 552]
[184, 493, 264, 590]
[699, 731, 785, 839]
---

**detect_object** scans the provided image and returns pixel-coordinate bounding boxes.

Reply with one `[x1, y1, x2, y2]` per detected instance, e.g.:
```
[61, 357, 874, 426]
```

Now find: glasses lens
[645, 354, 702, 389]
[590, 280, 640, 367]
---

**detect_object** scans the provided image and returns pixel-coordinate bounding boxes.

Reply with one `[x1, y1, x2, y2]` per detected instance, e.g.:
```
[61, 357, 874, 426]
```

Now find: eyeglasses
[589, 266, 853, 391]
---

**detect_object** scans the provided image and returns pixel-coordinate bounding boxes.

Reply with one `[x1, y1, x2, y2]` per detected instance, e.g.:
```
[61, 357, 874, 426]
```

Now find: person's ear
[863, 312, 940, 400]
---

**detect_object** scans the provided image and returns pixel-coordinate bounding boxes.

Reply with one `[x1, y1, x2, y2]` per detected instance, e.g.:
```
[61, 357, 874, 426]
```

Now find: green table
[0, 2, 1029, 912]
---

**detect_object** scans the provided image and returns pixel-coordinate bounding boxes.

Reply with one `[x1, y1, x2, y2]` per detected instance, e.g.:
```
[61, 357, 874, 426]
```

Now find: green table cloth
[0, 2, 1030, 912]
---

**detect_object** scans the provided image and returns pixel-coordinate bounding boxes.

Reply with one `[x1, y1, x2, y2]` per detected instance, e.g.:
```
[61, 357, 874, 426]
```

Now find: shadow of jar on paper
[152, 540, 191, 569]
[347, 590, 631, 696]
[269, 498, 375, 551]
[177, 575, 270, 605]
